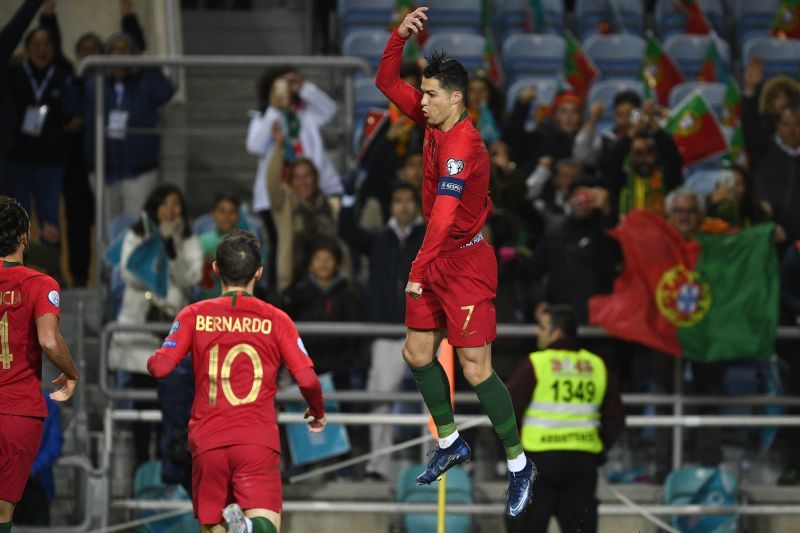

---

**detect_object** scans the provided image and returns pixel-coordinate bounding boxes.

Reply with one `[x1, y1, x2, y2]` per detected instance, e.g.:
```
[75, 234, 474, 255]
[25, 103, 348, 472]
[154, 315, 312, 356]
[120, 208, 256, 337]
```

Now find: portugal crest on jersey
[655, 265, 711, 327]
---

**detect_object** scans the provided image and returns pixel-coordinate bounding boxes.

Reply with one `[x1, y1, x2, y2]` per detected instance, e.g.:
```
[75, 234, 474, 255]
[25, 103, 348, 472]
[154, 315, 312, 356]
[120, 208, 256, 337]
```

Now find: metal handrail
[79, 55, 371, 289]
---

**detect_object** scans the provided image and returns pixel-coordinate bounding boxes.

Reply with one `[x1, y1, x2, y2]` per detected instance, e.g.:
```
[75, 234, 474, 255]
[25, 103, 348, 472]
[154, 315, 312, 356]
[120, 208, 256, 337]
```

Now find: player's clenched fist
[405, 281, 423, 300]
[398, 7, 429, 38]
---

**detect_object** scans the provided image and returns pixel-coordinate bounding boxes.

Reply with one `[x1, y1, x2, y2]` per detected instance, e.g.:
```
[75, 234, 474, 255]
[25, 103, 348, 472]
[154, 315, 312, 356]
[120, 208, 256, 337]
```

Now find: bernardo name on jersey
[195, 315, 273, 335]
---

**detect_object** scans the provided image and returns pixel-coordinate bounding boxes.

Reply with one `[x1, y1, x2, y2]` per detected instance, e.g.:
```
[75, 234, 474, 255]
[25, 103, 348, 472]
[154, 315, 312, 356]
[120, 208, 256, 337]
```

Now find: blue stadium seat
[669, 81, 726, 117]
[396, 464, 472, 533]
[663, 467, 738, 533]
[506, 77, 561, 112]
[423, 33, 486, 72]
[742, 37, 800, 81]
[496, 0, 565, 42]
[338, 0, 395, 38]
[342, 30, 392, 71]
[583, 34, 646, 80]
[134, 461, 199, 533]
[501, 34, 565, 85]
[423, 0, 483, 35]
[685, 169, 723, 196]
[352, 77, 389, 146]
[654, 0, 725, 40]
[587, 79, 644, 122]
[735, 0, 780, 46]
[575, 0, 644, 39]
[664, 34, 730, 80]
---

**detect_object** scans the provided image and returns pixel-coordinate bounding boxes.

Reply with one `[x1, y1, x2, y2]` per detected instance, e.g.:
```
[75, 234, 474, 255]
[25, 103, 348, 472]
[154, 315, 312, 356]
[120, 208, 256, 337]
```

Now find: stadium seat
[663, 467, 738, 533]
[338, 0, 395, 38]
[352, 77, 389, 148]
[575, 0, 645, 39]
[342, 30, 392, 71]
[583, 34, 646, 80]
[423, 33, 487, 72]
[735, 0, 780, 46]
[664, 34, 731, 80]
[506, 77, 561, 112]
[669, 81, 726, 117]
[587, 79, 644, 125]
[654, 0, 725, 40]
[423, 0, 483, 35]
[685, 169, 723, 196]
[496, 0, 565, 42]
[133, 461, 199, 533]
[396, 464, 472, 533]
[501, 34, 565, 85]
[742, 37, 800, 81]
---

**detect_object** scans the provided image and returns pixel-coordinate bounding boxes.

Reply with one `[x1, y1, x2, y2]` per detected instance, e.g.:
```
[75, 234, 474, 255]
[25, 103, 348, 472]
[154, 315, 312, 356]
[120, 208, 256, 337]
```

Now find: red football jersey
[147, 291, 323, 456]
[376, 30, 492, 283]
[0, 261, 61, 418]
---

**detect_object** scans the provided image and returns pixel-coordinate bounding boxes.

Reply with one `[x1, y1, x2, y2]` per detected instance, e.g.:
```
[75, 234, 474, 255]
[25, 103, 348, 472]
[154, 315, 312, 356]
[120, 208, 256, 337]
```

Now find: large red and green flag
[772, 0, 800, 39]
[680, 0, 713, 34]
[564, 31, 598, 100]
[482, 0, 504, 85]
[663, 90, 728, 166]
[589, 210, 778, 362]
[392, 0, 427, 61]
[641, 35, 685, 106]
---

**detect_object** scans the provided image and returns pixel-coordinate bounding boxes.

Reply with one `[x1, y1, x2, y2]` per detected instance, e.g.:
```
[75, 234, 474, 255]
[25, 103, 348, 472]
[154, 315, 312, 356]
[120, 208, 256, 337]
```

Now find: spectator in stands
[503, 90, 583, 174]
[0, 0, 43, 191]
[83, 29, 175, 230]
[779, 241, 800, 485]
[706, 165, 773, 229]
[574, 89, 642, 170]
[340, 182, 425, 478]
[247, 65, 343, 285]
[196, 194, 241, 301]
[489, 140, 543, 248]
[266, 126, 341, 291]
[467, 73, 505, 145]
[599, 102, 683, 219]
[109, 184, 202, 468]
[528, 176, 619, 325]
[157, 355, 193, 494]
[744, 105, 800, 246]
[743, 57, 800, 139]
[526, 157, 582, 231]
[281, 240, 361, 391]
[7, 25, 77, 282]
[13, 394, 63, 526]
[359, 151, 423, 229]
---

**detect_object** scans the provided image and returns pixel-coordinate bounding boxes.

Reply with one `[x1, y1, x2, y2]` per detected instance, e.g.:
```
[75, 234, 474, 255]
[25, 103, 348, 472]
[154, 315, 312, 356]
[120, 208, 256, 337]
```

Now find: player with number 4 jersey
[147, 231, 325, 533]
[0, 197, 79, 531]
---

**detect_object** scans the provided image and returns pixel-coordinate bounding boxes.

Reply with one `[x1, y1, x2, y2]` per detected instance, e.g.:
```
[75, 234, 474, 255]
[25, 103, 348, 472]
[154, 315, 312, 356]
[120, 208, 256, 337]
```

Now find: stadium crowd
[3, 0, 800, 523]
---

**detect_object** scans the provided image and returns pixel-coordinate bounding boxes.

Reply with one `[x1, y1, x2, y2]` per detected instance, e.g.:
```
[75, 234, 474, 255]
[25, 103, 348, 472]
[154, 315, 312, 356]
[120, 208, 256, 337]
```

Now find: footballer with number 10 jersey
[147, 290, 324, 523]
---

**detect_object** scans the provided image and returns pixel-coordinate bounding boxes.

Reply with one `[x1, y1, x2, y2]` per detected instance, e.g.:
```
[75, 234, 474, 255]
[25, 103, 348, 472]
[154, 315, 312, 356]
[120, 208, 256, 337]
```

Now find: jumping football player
[375, 6, 537, 518]
[147, 231, 326, 533]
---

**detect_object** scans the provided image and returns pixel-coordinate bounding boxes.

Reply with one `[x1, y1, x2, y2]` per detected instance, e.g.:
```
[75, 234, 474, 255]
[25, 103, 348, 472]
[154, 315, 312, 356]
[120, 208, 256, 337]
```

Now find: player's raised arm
[375, 7, 428, 127]
[35, 313, 79, 402]
[147, 307, 194, 379]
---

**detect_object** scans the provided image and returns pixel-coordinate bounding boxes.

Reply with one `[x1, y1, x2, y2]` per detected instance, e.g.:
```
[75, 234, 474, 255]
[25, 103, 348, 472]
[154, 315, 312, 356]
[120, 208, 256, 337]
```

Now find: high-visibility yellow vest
[521, 348, 607, 453]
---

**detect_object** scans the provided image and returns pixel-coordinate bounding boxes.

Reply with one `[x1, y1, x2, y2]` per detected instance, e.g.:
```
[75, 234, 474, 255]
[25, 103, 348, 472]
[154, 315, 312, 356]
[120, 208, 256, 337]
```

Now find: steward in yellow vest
[505, 305, 625, 533]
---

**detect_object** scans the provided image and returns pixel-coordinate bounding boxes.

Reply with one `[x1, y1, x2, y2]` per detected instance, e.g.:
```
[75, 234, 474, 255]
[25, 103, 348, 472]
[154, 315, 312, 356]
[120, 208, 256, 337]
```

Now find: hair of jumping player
[543, 305, 578, 340]
[216, 230, 262, 286]
[0, 196, 30, 257]
[131, 184, 192, 238]
[423, 50, 468, 100]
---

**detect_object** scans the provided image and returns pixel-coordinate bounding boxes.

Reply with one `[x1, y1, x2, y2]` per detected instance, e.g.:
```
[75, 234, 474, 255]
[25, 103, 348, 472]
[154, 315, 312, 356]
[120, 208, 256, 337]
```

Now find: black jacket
[502, 103, 575, 174]
[528, 212, 621, 324]
[340, 205, 425, 324]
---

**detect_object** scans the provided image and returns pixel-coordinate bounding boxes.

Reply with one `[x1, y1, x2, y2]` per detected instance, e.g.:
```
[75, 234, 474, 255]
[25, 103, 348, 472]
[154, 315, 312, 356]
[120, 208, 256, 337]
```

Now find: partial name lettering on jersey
[0, 289, 22, 307]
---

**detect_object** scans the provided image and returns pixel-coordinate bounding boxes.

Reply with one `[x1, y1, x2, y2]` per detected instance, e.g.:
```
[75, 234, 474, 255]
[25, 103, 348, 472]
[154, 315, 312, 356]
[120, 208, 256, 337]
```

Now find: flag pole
[437, 473, 448, 533]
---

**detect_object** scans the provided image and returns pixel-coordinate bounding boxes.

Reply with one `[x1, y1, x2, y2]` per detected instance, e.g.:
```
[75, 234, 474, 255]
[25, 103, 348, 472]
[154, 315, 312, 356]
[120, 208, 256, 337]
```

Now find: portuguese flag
[722, 78, 742, 127]
[663, 90, 728, 166]
[772, 0, 800, 39]
[564, 31, 598, 100]
[723, 124, 747, 166]
[641, 35, 685, 106]
[697, 38, 730, 84]
[589, 210, 778, 362]
[680, 0, 713, 34]
[392, 0, 427, 61]
[483, 0, 504, 85]
[525, 0, 546, 33]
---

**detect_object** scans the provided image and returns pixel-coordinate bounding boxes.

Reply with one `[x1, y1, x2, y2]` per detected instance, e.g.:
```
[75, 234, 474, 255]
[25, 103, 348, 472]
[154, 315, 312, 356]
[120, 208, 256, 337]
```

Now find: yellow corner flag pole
[427, 340, 454, 533]
[437, 472, 448, 533]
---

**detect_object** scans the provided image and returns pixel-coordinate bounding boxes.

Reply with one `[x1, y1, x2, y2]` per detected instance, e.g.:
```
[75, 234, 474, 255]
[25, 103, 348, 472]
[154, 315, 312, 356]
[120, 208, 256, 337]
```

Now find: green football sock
[250, 516, 277, 533]
[410, 359, 456, 439]
[0, 521, 11, 532]
[473, 372, 524, 459]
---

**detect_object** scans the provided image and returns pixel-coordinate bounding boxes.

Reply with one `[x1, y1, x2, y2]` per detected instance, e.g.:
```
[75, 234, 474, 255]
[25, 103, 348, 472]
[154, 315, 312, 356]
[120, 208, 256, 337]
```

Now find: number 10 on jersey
[207, 343, 263, 406]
